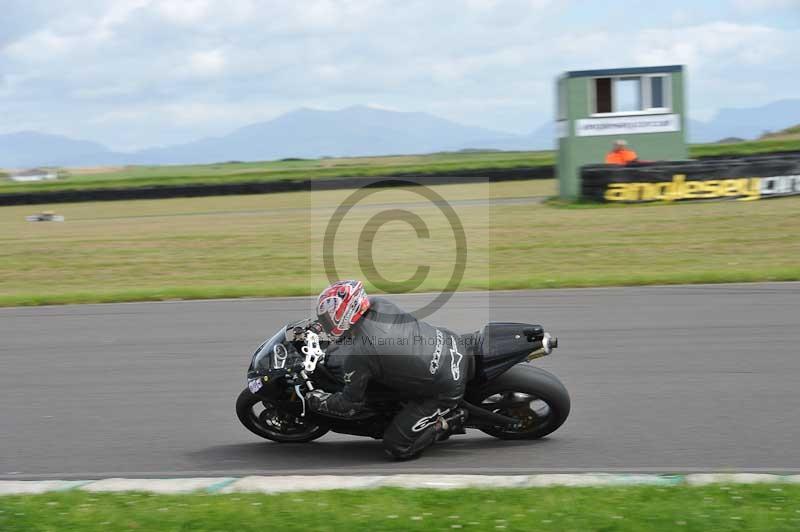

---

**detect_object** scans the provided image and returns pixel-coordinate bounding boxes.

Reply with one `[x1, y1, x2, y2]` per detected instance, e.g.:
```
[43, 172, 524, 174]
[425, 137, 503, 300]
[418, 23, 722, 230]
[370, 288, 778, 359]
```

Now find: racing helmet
[316, 280, 370, 337]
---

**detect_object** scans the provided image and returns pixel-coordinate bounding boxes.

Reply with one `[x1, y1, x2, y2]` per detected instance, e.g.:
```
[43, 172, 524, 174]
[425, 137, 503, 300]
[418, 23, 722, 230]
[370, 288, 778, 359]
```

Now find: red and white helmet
[316, 280, 371, 337]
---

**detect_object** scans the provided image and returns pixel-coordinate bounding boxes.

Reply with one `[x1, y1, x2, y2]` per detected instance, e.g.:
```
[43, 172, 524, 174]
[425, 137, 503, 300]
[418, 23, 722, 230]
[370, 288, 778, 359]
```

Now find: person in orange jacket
[605, 139, 638, 165]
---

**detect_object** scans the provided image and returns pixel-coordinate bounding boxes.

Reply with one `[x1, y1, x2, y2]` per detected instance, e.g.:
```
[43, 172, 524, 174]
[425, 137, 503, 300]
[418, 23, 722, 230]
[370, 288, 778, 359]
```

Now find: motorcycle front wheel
[472, 365, 570, 440]
[236, 388, 330, 443]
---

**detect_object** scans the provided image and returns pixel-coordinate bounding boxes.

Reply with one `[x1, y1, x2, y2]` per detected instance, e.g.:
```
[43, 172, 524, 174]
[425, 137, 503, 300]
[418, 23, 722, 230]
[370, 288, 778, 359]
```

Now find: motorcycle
[236, 320, 570, 446]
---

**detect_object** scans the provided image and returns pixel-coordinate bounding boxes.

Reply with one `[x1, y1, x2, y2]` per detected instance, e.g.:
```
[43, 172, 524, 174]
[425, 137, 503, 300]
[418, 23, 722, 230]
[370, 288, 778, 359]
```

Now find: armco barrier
[581, 151, 800, 203]
[0, 166, 551, 206]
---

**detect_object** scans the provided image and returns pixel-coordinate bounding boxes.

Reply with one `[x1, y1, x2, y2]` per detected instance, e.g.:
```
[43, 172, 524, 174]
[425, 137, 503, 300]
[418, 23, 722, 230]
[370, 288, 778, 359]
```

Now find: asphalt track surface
[2, 283, 799, 480]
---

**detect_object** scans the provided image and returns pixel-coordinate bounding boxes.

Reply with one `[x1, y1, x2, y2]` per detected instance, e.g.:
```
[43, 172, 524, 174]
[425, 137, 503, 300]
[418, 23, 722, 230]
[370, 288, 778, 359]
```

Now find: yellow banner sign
[604, 174, 800, 202]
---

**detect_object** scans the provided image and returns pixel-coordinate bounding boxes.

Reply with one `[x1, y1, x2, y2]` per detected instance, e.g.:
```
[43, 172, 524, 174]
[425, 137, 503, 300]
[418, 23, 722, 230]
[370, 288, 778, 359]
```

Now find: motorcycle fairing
[472, 322, 545, 383]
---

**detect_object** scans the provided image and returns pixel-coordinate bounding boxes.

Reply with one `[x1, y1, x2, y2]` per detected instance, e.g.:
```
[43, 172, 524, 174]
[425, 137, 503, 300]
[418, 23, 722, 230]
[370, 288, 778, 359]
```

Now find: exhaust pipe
[527, 332, 558, 361]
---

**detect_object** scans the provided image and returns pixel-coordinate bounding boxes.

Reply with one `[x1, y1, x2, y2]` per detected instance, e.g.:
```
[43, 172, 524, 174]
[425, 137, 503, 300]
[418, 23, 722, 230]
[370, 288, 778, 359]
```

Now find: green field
[0, 151, 553, 194]
[3, 484, 800, 531]
[1, 137, 798, 194]
[1, 179, 798, 307]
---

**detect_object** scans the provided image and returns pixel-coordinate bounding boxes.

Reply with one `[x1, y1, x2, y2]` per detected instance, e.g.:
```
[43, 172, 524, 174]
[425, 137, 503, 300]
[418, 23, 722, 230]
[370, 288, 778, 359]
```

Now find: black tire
[236, 388, 329, 443]
[472, 365, 570, 440]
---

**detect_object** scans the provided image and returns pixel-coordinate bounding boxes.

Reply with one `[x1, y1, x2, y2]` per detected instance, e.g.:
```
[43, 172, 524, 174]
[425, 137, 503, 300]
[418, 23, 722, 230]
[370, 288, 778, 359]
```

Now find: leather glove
[305, 389, 374, 419]
[305, 389, 332, 413]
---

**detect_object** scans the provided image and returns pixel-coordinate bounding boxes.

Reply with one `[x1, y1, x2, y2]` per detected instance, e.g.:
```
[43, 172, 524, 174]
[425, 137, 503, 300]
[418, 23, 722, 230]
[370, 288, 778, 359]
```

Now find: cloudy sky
[1, 0, 799, 150]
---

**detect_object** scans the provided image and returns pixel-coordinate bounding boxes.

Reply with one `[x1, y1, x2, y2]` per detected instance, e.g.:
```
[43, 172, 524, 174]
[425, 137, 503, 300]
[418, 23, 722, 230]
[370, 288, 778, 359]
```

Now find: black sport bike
[236, 321, 570, 444]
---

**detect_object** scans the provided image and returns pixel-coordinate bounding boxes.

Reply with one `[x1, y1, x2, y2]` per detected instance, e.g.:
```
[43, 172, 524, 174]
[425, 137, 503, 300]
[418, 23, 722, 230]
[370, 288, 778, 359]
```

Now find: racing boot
[436, 407, 467, 441]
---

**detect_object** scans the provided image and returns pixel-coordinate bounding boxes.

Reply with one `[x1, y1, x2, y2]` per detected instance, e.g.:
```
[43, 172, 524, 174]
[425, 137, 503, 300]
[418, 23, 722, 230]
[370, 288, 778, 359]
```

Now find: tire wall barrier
[0, 166, 552, 206]
[581, 151, 800, 203]
[6, 152, 799, 206]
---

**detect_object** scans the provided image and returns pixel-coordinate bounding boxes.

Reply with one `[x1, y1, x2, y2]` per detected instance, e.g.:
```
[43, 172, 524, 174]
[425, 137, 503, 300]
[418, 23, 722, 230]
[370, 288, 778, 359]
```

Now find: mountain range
[688, 99, 800, 143]
[1, 100, 798, 168]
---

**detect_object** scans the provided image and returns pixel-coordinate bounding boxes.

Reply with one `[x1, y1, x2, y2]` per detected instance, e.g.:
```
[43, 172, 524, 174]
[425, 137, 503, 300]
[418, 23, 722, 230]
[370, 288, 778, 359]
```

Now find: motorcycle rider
[305, 280, 474, 459]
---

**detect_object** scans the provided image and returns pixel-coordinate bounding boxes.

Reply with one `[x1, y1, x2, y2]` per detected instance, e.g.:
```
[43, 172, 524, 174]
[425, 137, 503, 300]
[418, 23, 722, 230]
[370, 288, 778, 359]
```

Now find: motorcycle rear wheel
[236, 388, 330, 443]
[473, 365, 570, 440]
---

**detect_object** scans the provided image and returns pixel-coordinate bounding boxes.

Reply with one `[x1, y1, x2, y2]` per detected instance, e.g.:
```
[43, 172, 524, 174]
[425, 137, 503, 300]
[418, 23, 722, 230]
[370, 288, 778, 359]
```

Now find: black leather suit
[307, 297, 474, 458]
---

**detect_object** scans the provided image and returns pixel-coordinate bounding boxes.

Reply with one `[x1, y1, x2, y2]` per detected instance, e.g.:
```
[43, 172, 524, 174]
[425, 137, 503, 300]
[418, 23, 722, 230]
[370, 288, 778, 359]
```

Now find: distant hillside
[2, 100, 800, 168]
[760, 124, 800, 141]
[460, 121, 556, 152]
[0, 131, 117, 168]
[131, 106, 519, 164]
[690, 99, 800, 143]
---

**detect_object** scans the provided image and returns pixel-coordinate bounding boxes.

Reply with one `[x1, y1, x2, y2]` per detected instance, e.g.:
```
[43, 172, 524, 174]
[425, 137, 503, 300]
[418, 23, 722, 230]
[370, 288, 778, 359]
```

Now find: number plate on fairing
[248, 378, 263, 393]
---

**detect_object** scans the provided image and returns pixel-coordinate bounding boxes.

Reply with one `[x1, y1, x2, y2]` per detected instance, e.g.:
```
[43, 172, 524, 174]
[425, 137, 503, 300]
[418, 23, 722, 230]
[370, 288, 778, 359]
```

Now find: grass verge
[0, 151, 553, 194]
[2, 138, 798, 194]
[1, 179, 799, 307]
[2, 485, 800, 531]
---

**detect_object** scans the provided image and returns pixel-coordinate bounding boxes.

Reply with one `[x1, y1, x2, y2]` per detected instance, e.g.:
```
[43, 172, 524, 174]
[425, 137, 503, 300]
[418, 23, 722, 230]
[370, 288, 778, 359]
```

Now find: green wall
[557, 67, 688, 200]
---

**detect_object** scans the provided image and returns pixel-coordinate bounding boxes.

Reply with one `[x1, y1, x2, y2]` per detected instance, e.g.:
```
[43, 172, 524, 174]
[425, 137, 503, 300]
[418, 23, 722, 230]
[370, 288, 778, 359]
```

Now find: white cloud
[90, 108, 148, 125]
[187, 49, 227, 77]
[733, 0, 800, 12]
[154, 0, 212, 25]
[0, 1, 797, 148]
[631, 22, 793, 68]
[72, 84, 140, 100]
[4, 0, 147, 60]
